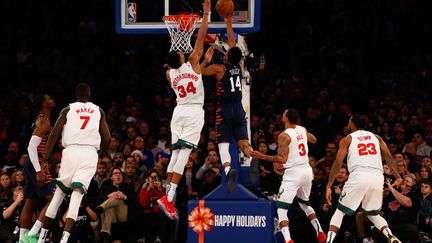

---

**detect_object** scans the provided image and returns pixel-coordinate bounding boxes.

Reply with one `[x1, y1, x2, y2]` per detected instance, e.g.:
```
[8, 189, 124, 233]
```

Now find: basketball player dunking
[27, 83, 110, 243]
[157, 0, 211, 220]
[251, 109, 326, 243]
[325, 115, 402, 243]
[20, 94, 55, 243]
[201, 15, 254, 193]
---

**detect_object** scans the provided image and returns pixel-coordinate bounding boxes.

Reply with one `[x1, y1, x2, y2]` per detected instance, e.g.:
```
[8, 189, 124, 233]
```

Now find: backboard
[115, 0, 260, 34]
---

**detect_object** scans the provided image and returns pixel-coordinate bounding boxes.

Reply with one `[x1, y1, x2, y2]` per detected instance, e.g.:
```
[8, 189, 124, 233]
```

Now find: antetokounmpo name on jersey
[172, 73, 198, 88]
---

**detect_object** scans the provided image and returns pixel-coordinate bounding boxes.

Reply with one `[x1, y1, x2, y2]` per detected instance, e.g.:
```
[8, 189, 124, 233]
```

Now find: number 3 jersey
[284, 125, 309, 169]
[169, 62, 204, 106]
[218, 63, 242, 104]
[62, 102, 101, 150]
[347, 130, 382, 173]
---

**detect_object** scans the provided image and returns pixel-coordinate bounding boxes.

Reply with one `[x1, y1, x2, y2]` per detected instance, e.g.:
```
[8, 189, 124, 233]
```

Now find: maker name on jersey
[75, 107, 95, 114]
[172, 73, 199, 88]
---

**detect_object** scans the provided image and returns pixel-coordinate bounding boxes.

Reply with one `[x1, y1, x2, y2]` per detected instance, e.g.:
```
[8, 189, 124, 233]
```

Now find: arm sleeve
[27, 135, 42, 172]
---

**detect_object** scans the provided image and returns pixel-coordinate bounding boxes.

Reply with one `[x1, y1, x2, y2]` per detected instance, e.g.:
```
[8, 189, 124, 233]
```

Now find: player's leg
[276, 170, 299, 243]
[167, 110, 181, 186]
[234, 103, 253, 157]
[296, 167, 326, 243]
[60, 188, 84, 243]
[216, 107, 238, 192]
[20, 159, 42, 241]
[159, 107, 204, 219]
[37, 185, 68, 243]
[362, 173, 401, 243]
[27, 193, 53, 238]
[326, 173, 367, 243]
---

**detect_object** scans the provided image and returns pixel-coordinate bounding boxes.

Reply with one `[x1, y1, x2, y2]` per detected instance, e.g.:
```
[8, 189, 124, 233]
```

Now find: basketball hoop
[163, 14, 202, 54]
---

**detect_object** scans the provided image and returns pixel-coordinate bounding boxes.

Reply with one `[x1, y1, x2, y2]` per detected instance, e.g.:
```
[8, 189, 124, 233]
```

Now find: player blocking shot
[250, 109, 326, 243]
[157, 0, 211, 220]
[325, 115, 402, 243]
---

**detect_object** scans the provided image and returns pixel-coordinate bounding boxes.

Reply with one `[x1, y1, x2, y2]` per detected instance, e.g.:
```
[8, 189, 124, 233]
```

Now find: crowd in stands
[1, 0, 432, 242]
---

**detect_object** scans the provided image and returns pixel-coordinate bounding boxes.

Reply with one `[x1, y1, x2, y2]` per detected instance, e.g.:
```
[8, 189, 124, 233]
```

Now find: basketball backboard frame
[115, 0, 261, 34]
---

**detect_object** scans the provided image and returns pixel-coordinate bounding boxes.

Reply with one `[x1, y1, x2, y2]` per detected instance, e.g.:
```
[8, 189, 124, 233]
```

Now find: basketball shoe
[317, 231, 327, 243]
[157, 194, 178, 220]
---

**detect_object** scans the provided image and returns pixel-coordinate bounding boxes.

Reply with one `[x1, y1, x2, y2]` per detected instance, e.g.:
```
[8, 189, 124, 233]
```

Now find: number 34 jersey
[169, 62, 204, 106]
[347, 130, 382, 173]
[284, 125, 309, 169]
[62, 102, 101, 150]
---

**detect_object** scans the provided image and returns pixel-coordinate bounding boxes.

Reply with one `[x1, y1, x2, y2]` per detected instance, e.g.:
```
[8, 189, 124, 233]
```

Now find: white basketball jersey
[347, 130, 383, 173]
[284, 125, 310, 169]
[169, 62, 204, 106]
[62, 102, 101, 150]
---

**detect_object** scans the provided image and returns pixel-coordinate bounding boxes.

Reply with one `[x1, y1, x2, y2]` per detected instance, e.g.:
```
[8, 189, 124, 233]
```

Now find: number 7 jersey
[169, 62, 204, 106]
[62, 102, 101, 150]
[347, 130, 382, 173]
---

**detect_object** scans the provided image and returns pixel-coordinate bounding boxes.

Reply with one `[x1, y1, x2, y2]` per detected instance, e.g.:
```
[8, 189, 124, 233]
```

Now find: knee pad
[46, 188, 66, 219]
[167, 149, 180, 173]
[173, 147, 192, 174]
[277, 208, 288, 222]
[298, 201, 315, 217]
[66, 189, 84, 221]
[367, 215, 388, 231]
[218, 143, 231, 164]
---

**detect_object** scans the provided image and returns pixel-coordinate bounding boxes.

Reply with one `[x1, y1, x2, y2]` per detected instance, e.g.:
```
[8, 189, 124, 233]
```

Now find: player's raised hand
[203, 0, 210, 13]
[325, 186, 332, 206]
[204, 46, 214, 64]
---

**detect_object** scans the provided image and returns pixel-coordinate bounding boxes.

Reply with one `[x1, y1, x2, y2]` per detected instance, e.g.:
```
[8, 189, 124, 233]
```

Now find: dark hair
[285, 108, 299, 123]
[421, 180, 431, 187]
[34, 94, 47, 110]
[110, 166, 122, 175]
[75, 82, 91, 99]
[350, 114, 366, 129]
[167, 51, 181, 69]
[227, 47, 242, 65]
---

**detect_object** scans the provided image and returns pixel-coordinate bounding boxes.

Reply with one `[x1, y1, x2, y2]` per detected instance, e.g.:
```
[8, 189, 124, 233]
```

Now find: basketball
[216, 0, 235, 18]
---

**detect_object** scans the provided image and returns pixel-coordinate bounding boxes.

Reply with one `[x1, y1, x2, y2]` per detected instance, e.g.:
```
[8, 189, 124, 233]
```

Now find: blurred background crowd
[1, 0, 432, 242]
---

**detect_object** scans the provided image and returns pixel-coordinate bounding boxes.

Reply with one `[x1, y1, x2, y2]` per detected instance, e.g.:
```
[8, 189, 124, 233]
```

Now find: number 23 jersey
[347, 130, 382, 173]
[62, 102, 101, 150]
[169, 62, 204, 106]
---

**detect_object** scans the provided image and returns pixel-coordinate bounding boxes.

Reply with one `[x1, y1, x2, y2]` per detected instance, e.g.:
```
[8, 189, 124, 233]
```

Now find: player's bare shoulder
[33, 115, 51, 136]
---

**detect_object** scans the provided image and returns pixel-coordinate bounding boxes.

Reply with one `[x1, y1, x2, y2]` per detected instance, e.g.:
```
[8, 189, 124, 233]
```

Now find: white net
[163, 14, 201, 54]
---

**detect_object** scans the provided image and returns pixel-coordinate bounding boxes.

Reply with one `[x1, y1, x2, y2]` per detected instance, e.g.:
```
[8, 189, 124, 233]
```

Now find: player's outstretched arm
[250, 133, 290, 163]
[44, 107, 69, 160]
[225, 16, 236, 48]
[189, 0, 211, 69]
[306, 129, 317, 144]
[27, 118, 50, 172]
[376, 135, 402, 185]
[326, 136, 350, 204]
[99, 108, 111, 155]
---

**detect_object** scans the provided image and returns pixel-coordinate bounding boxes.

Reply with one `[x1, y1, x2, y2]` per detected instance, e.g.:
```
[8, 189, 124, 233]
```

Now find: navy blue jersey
[217, 63, 243, 104]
